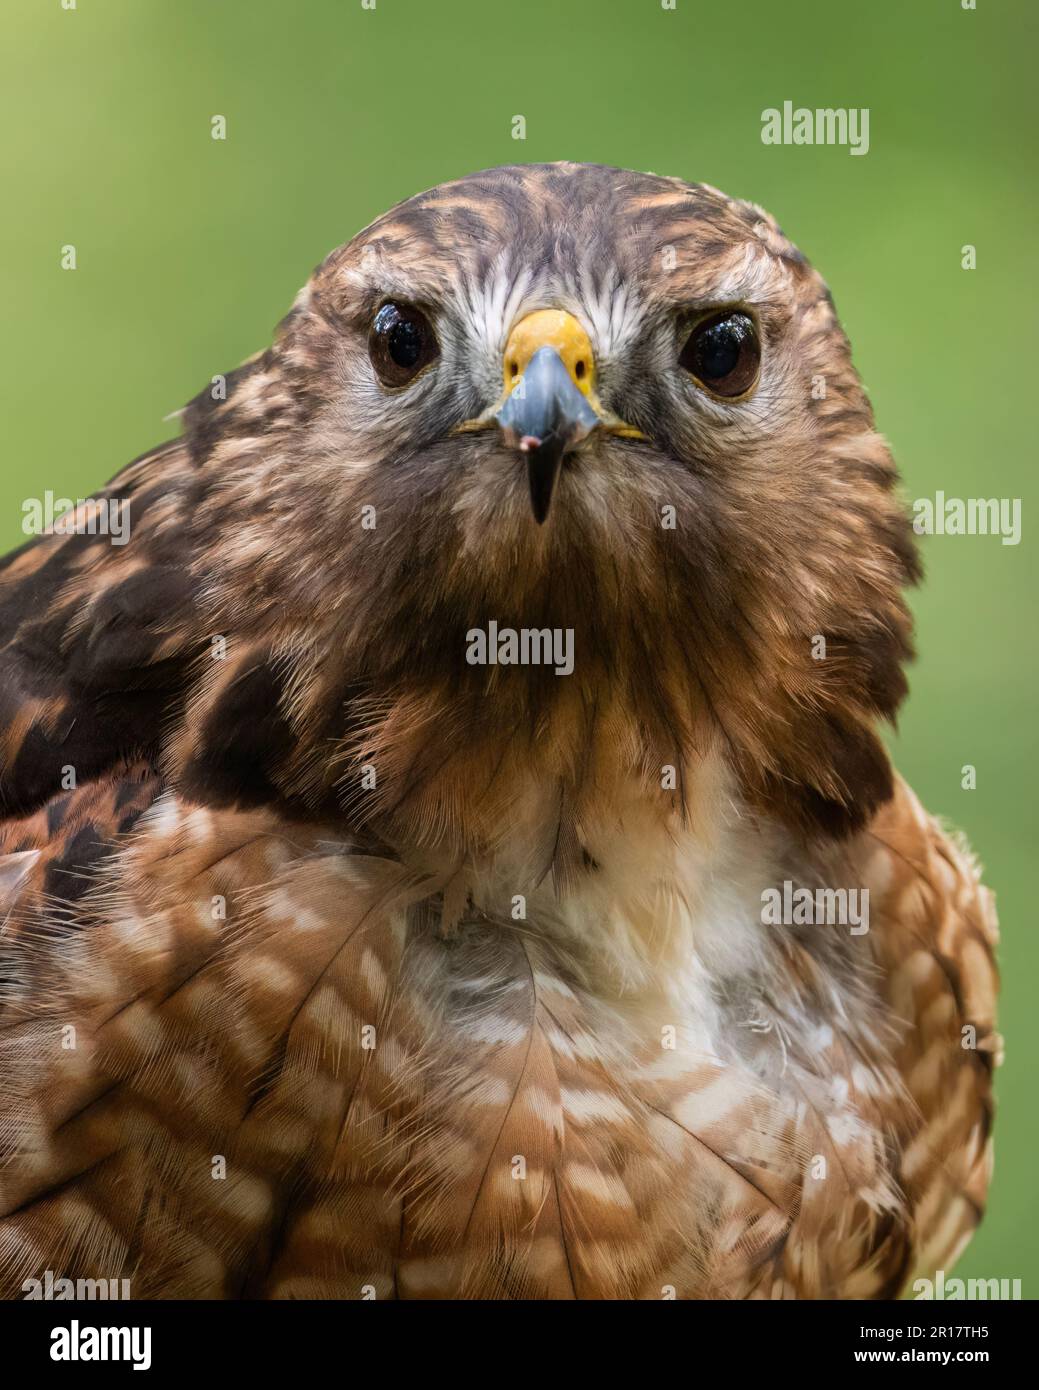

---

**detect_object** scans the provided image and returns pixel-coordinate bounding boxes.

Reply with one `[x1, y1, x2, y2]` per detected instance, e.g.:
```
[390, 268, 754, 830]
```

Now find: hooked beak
[454, 307, 648, 523]
[496, 345, 600, 524]
[477, 307, 642, 523]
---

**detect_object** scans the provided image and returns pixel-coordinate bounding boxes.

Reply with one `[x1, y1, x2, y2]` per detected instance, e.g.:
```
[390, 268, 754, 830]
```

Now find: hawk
[0, 163, 999, 1300]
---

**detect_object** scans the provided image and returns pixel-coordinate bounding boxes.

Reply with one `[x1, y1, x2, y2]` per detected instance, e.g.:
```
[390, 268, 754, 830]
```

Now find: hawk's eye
[679, 311, 760, 398]
[369, 302, 439, 386]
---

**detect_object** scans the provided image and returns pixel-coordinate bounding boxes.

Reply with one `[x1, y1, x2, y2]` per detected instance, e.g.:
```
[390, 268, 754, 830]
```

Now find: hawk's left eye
[679, 311, 760, 399]
[369, 302, 439, 387]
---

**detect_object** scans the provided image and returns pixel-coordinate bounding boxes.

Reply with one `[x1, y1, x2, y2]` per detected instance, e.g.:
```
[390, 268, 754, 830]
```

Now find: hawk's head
[14, 164, 920, 863]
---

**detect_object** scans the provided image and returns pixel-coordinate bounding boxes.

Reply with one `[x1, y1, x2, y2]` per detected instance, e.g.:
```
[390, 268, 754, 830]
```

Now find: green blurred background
[1, 0, 1035, 1292]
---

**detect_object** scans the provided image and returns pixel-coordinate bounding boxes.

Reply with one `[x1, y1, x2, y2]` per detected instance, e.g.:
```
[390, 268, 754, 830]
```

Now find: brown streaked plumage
[0, 163, 999, 1299]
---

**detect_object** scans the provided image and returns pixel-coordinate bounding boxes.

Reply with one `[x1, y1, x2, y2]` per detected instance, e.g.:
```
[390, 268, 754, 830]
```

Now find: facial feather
[160, 166, 916, 857]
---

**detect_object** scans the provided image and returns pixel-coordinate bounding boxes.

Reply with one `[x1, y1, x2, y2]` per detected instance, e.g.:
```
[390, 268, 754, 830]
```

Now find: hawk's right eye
[369, 302, 439, 387]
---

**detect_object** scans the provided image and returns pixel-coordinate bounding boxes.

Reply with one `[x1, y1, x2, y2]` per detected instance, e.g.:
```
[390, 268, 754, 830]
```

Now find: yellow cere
[502, 309, 596, 398]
